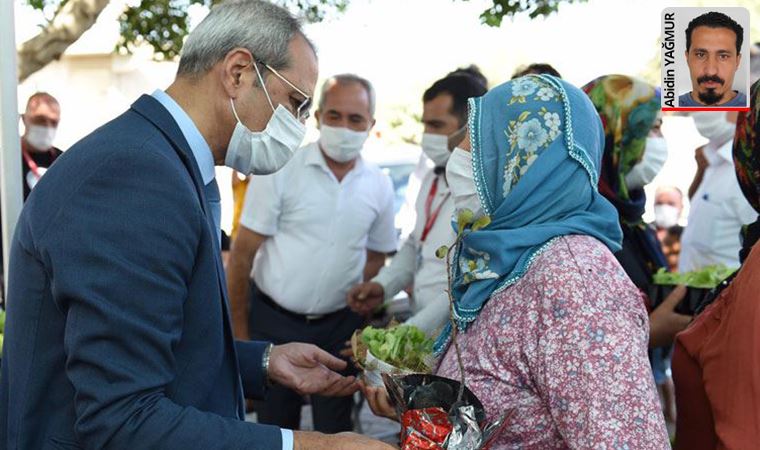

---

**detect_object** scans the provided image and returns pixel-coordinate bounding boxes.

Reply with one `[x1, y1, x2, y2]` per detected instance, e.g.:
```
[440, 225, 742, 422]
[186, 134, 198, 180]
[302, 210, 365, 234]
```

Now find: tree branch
[17, 0, 110, 82]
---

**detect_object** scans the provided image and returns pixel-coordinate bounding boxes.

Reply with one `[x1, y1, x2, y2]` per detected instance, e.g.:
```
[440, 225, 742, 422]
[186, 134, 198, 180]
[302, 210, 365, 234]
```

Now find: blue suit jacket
[0, 96, 282, 449]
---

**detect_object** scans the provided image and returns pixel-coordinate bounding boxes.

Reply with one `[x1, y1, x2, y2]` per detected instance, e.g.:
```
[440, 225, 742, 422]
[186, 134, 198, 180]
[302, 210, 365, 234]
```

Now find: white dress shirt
[241, 142, 397, 315]
[679, 139, 757, 272]
[373, 168, 456, 335]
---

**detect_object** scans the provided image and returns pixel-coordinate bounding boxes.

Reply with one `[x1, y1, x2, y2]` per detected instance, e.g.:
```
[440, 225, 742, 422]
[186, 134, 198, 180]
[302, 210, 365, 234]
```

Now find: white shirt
[241, 142, 397, 315]
[373, 169, 455, 335]
[679, 139, 757, 272]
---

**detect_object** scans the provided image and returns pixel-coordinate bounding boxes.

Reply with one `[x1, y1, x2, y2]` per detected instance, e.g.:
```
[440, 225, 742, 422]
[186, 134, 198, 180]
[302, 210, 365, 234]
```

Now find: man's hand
[359, 380, 398, 421]
[268, 343, 358, 397]
[649, 285, 693, 348]
[347, 282, 385, 316]
[293, 431, 397, 450]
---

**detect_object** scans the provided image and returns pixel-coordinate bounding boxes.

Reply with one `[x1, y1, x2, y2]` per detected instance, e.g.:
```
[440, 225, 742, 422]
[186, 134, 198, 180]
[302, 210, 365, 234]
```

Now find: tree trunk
[17, 0, 111, 82]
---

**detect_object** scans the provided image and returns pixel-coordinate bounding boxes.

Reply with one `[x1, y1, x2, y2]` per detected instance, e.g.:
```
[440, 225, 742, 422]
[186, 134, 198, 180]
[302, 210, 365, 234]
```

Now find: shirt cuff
[281, 429, 294, 450]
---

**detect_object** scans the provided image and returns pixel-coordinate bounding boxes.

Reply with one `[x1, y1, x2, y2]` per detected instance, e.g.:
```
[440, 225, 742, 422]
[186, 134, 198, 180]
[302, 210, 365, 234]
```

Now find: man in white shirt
[226, 73, 396, 432]
[679, 112, 757, 272]
[346, 67, 488, 335]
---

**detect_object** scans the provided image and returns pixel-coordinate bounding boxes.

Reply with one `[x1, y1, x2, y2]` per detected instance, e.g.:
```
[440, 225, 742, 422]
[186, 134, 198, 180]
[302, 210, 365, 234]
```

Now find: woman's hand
[359, 380, 399, 421]
[649, 285, 692, 348]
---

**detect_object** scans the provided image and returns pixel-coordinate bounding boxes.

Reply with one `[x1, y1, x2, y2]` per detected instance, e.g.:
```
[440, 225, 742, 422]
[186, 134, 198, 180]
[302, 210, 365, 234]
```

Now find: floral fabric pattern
[582, 75, 660, 205]
[457, 247, 499, 284]
[734, 79, 760, 212]
[435, 75, 622, 354]
[437, 235, 669, 449]
[503, 104, 562, 197]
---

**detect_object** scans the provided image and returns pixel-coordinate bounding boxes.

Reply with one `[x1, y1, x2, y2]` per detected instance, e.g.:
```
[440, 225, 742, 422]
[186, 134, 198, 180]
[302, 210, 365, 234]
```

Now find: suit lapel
[131, 95, 246, 417]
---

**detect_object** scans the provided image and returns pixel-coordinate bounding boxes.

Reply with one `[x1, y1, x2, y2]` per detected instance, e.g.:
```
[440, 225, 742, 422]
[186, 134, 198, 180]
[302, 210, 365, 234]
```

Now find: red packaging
[400, 407, 452, 450]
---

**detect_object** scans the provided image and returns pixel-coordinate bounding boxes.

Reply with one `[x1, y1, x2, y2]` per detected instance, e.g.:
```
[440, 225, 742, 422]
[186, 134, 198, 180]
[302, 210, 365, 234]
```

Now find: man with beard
[678, 11, 747, 108]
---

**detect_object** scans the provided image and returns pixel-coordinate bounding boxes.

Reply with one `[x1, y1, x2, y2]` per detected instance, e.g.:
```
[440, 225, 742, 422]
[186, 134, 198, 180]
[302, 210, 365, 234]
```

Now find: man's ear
[221, 47, 255, 99]
[314, 110, 322, 128]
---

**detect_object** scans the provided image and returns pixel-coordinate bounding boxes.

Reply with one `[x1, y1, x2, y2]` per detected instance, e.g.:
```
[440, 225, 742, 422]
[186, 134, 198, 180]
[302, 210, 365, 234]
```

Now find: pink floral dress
[437, 235, 669, 449]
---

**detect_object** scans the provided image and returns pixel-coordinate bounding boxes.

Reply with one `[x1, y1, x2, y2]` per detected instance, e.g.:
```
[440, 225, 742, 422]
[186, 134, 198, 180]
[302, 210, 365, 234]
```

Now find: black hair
[686, 11, 744, 55]
[422, 65, 488, 126]
[511, 63, 562, 79]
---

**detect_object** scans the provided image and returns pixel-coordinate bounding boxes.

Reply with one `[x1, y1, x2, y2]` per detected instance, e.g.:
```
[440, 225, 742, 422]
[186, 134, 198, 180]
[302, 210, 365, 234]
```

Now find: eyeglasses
[257, 60, 312, 121]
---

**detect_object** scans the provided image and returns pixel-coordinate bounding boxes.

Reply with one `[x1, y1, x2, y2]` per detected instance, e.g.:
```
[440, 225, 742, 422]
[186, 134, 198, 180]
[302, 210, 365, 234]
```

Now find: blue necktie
[204, 178, 222, 247]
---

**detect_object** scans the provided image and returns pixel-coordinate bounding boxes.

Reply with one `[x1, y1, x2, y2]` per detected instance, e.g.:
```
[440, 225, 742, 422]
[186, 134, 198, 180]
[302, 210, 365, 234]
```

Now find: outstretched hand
[269, 343, 358, 397]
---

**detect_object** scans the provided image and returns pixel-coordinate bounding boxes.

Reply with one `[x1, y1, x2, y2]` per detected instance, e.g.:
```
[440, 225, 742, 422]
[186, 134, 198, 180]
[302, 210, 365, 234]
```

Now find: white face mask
[446, 147, 483, 217]
[25, 125, 56, 151]
[421, 126, 466, 168]
[692, 112, 736, 144]
[318, 124, 369, 163]
[624, 137, 668, 190]
[225, 63, 306, 175]
[654, 204, 680, 229]
[421, 133, 450, 167]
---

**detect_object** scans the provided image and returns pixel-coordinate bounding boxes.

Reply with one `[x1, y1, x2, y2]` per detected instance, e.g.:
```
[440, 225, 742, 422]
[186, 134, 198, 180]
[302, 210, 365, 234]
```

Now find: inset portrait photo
[661, 7, 750, 111]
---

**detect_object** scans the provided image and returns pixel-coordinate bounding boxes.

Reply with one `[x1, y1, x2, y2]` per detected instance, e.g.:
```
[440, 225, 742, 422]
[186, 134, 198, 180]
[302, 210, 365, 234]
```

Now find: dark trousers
[248, 282, 364, 433]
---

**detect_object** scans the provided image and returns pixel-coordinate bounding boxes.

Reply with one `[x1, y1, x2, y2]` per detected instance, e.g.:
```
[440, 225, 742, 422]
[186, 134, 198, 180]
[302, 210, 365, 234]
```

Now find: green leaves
[461, 0, 589, 27]
[471, 215, 491, 231]
[652, 265, 736, 289]
[456, 209, 475, 234]
[114, 0, 349, 60]
[360, 324, 433, 372]
[456, 209, 491, 235]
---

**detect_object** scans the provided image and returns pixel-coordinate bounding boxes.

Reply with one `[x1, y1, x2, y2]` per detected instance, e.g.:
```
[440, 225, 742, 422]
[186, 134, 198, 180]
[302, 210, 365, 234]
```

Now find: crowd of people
[1, 1, 759, 449]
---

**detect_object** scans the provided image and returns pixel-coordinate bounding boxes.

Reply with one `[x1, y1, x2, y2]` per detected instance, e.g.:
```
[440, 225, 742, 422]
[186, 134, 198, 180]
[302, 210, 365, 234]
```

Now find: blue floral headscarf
[435, 75, 623, 353]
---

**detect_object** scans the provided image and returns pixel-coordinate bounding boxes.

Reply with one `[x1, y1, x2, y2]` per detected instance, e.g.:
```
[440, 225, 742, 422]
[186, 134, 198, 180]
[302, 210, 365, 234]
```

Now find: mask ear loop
[253, 61, 275, 112]
[229, 98, 242, 123]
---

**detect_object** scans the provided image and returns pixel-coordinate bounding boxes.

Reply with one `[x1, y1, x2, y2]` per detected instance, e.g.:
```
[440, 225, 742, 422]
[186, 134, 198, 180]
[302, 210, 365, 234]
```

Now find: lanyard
[420, 176, 450, 243]
[23, 149, 57, 179]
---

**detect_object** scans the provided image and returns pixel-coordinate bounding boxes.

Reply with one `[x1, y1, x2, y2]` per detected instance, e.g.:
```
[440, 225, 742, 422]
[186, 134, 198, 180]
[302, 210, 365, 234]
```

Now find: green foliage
[361, 324, 433, 371]
[653, 265, 736, 289]
[26, 0, 581, 62]
[116, 0, 348, 58]
[462, 0, 588, 27]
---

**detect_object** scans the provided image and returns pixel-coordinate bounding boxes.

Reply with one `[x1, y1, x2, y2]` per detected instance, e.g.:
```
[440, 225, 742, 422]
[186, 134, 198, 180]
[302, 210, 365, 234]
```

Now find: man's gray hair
[178, 0, 315, 77]
[318, 74, 376, 116]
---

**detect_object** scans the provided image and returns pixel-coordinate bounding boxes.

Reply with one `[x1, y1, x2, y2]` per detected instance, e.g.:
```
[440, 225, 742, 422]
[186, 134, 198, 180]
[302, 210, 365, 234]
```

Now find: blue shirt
[151, 90, 293, 450]
[678, 90, 747, 107]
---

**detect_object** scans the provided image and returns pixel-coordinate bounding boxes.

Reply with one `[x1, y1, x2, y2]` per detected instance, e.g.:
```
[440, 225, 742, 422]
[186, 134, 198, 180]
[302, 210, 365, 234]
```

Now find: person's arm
[688, 146, 708, 199]
[648, 285, 692, 348]
[405, 291, 449, 336]
[228, 226, 269, 340]
[227, 172, 281, 340]
[372, 236, 417, 298]
[364, 174, 399, 274]
[535, 302, 670, 448]
[363, 250, 386, 281]
[351, 176, 399, 312]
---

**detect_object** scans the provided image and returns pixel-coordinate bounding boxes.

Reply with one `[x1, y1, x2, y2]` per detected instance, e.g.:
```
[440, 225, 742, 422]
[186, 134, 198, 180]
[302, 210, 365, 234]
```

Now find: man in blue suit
[0, 1, 394, 449]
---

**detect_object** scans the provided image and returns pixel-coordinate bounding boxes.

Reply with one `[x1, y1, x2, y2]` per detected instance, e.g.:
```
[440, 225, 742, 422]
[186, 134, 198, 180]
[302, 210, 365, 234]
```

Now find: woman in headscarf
[672, 79, 760, 450]
[582, 75, 667, 292]
[583, 75, 689, 430]
[363, 75, 669, 448]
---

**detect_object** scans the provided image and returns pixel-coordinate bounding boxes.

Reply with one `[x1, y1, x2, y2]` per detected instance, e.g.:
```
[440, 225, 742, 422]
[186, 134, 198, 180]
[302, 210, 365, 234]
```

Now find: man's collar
[705, 139, 734, 165]
[151, 89, 215, 185]
[304, 141, 365, 173]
